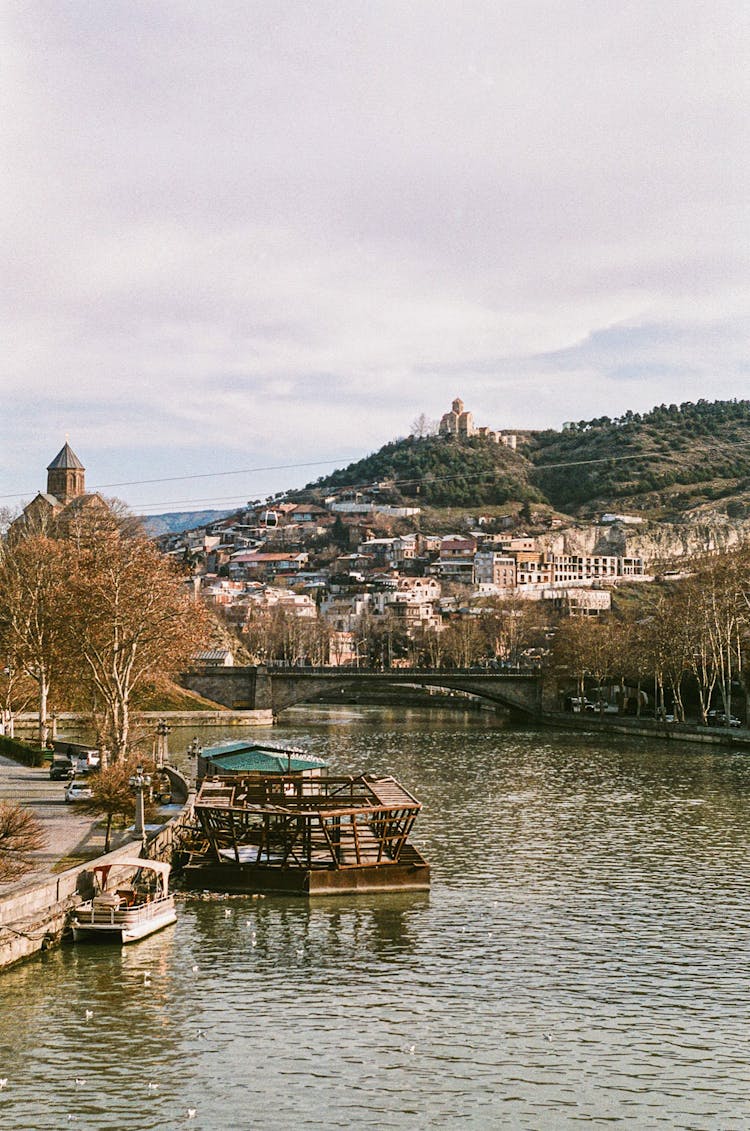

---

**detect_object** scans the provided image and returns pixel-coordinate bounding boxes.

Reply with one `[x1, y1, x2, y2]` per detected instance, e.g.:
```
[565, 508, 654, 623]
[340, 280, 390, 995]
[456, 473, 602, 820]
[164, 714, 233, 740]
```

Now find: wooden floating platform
[180, 773, 430, 897]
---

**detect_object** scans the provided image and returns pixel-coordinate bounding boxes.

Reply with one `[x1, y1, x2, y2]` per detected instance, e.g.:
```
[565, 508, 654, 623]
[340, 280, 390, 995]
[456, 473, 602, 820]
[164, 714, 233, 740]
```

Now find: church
[11, 442, 106, 535]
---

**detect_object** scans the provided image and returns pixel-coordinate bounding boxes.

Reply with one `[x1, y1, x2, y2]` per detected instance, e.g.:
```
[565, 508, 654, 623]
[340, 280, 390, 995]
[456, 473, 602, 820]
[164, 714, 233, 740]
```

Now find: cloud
[1, 1, 749, 510]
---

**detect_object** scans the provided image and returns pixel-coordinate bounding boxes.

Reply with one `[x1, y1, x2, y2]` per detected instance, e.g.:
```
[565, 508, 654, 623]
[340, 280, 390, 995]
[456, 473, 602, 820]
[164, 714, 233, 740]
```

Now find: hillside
[302, 435, 544, 508]
[527, 400, 750, 516]
[299, 399, 750, 521]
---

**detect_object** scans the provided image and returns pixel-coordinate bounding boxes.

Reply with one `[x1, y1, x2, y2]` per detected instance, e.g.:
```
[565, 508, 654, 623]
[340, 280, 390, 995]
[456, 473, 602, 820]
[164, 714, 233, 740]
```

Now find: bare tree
[0, 802, 45, 882]
[442, 616, 485, 668]
[81, 758, 156, 853]
[0, 535, 71, 746]
[64, 525, 210, 760]
[551, 617, 603, 701]
[698, 549, 748, 724]
[0, 506, 19, 539]
[411, 413, 438, 439]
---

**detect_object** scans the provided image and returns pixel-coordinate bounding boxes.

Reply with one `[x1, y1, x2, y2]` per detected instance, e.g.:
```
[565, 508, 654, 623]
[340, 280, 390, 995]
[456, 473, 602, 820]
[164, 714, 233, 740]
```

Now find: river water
[3, 706, 750, 1129]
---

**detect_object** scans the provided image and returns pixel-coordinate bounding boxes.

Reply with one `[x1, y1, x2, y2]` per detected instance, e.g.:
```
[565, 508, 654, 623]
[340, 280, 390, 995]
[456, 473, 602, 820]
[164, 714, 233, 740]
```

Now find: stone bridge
[181, 665, 543, 719]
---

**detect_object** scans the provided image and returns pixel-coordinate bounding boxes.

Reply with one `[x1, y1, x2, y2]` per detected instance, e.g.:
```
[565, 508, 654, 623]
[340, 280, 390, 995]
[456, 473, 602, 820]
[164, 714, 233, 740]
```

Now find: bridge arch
[181, 666, 542, 720]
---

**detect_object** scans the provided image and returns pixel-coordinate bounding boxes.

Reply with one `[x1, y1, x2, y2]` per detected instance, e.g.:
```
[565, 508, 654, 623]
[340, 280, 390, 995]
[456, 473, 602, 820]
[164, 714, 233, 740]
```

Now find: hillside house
[474, 551, 517, 589]
[229, 551, 309, 580]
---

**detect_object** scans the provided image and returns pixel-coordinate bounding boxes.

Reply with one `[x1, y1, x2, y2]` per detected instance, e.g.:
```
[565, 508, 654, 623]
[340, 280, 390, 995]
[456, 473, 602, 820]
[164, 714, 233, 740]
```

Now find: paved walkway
[0, 755, 110, 885]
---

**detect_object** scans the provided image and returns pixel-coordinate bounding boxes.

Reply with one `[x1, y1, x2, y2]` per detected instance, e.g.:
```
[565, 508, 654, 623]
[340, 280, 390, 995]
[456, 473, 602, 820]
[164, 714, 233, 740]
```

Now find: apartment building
[552, 555, 620, 583]
[474, 550, 517, 588]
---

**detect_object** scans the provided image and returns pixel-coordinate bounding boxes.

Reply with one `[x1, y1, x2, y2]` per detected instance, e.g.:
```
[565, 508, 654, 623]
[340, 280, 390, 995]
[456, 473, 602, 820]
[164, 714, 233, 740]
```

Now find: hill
[302, 435, 544, 508]
[299, 399, 750, 521]
[527, 399, 750, 517]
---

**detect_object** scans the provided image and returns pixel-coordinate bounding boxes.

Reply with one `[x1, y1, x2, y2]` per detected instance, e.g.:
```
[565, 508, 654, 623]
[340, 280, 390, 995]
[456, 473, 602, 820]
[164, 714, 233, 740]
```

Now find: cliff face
[541, 516, 750, 564]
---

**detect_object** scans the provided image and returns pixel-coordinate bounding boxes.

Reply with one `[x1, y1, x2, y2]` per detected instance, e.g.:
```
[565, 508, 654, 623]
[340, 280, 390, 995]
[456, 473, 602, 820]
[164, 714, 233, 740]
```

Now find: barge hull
[182, 857, 430, 897]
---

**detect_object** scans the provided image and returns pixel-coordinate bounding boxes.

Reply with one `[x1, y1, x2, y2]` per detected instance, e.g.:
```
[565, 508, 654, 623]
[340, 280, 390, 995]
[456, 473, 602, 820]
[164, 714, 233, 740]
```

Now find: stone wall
[0, 771, 195, 973]
[0, 840, 142, 971]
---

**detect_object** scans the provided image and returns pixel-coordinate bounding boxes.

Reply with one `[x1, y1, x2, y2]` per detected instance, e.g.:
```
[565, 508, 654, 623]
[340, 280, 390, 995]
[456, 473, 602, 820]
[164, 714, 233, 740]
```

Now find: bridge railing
[261, 662, 540, 676]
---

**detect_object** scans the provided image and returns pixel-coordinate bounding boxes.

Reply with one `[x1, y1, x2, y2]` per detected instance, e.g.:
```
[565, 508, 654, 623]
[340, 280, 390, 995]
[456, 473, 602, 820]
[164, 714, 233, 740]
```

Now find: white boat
[72, 859, 177, 944]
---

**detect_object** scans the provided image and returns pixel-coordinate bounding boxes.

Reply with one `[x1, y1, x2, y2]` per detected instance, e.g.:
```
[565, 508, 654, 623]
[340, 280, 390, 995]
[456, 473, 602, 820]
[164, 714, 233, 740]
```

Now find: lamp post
[129, 763, 151, 846]
[155, 718, 171, 768]
[187, 738, 203, 777]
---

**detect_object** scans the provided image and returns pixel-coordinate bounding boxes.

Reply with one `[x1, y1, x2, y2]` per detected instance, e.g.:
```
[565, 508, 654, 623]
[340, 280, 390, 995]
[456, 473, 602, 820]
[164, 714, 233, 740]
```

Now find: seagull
[74, 1078, 85, 1088]
[85, 1010, 93, 1021]
[224, 908, 231, 917]
[187, 1108, 197, 1119]
[543, 1032, 553, 1042]
[0, 1079, 7, 1089]
[191, 965, 199, 973]
[147, 1082, 158, 1092]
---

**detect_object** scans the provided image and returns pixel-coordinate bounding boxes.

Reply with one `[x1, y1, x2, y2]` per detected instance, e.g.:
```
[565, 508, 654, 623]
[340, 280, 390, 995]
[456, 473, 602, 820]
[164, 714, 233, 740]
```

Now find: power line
[6, 441, 750, 515]
[0, 457, 356, 503]
[76, 447, 750, 514]
[92, 458, 354, 490]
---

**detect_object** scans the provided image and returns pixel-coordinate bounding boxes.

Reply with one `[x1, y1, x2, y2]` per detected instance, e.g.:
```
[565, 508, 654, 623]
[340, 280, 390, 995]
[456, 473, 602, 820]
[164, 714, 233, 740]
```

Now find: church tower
[47, 442, 86, 504]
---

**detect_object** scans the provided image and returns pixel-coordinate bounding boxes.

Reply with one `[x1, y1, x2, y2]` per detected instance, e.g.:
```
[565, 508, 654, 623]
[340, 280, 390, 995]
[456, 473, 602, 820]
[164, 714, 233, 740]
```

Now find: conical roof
[47, 442, 85, 472]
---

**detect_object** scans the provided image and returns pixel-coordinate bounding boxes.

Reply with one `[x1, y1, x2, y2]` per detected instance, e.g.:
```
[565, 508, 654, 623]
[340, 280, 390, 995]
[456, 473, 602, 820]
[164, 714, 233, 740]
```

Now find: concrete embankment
[0, 840, 143, 971]
[13, 709, 274, 734]
[0, 765, 194, 973]
[541, 711, 750, 750]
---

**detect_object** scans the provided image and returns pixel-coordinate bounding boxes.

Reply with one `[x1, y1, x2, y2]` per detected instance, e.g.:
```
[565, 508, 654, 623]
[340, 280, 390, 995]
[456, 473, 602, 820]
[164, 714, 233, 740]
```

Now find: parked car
[74, 749, 101, 775]
[585, 700, 619, 714]
[568, 697, 595, 713]
[50, 758, 74, 781]
[712, 713, 742, 728]
[65, 779, 94, 803]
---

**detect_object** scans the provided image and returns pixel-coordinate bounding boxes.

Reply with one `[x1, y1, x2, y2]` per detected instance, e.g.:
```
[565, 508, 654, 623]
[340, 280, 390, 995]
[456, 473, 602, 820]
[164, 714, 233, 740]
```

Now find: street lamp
[187, 737, 202, 756]
[155, 718, 171, 768]
[129, 763, 152, 845]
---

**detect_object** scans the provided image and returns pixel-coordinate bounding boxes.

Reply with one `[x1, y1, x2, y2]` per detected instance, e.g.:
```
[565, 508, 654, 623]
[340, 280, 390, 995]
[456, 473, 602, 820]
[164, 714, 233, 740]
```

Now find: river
[2, 705, 750, 1129]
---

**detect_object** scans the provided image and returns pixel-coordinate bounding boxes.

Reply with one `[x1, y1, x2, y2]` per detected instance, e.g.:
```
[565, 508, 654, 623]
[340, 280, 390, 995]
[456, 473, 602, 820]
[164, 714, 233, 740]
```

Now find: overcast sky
[2, 1, 749, 514]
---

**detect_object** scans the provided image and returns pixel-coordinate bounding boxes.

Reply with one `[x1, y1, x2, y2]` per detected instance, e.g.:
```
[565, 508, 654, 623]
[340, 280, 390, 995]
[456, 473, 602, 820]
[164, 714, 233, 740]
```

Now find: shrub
[0, 736, 48, 767]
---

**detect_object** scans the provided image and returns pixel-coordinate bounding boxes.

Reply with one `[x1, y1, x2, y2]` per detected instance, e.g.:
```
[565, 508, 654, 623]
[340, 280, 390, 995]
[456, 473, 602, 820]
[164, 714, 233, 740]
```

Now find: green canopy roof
[202, 741, 326, 774]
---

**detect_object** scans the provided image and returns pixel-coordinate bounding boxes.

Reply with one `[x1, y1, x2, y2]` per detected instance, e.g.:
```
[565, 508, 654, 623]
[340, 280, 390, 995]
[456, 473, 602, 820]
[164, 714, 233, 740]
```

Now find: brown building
[10, 441, 105, 536]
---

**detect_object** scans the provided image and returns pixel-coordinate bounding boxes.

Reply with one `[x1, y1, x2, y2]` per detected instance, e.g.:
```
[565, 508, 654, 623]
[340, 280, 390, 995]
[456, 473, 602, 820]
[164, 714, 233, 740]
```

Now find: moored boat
[72, 859, 176, 944]
[181, 772, 430, 896]
[197, 740, 326, 781]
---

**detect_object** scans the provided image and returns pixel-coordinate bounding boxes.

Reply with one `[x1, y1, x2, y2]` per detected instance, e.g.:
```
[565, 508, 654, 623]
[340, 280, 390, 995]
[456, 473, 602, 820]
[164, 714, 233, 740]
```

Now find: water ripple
[3, 711, 750, 1128]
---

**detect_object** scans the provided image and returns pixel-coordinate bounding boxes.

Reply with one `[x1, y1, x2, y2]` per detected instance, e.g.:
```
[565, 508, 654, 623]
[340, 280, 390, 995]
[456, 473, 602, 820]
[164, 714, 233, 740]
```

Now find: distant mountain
[296, 399, 750, 521]
[140, 509, 233, 537]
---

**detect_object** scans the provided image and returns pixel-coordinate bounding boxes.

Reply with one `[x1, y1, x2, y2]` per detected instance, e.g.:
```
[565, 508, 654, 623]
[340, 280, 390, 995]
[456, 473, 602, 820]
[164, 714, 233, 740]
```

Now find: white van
[75, 749, 101, 774]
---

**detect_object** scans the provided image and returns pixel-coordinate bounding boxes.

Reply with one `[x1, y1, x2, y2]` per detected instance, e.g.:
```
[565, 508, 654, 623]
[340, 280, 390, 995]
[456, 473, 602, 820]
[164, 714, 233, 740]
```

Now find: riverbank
[541, 709, 750, 750]
[10, 707, 274, 738]
[0, 756, 194, 972]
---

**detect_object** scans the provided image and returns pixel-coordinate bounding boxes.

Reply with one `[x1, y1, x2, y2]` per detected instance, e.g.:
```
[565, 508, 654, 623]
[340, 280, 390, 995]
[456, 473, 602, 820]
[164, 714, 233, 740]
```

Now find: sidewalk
[0, 754, 111, 887]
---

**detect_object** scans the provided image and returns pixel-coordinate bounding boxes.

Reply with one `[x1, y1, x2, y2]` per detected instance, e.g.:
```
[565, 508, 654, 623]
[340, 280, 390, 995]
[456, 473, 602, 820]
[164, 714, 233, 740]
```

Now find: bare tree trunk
[38, 674, 49, 748]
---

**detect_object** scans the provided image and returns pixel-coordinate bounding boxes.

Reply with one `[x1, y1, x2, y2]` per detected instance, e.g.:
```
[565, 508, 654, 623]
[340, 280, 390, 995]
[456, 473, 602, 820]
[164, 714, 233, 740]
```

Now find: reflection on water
[4, 706, 750, 1128]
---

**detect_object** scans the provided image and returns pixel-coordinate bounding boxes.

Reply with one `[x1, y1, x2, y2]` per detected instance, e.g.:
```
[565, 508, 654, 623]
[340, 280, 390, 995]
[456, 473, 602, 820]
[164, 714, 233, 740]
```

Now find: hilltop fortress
[438, 398, 517, 450]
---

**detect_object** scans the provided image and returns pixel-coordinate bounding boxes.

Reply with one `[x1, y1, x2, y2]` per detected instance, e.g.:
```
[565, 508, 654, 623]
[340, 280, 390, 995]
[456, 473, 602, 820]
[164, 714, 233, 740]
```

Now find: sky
[2, 1, 749, 515]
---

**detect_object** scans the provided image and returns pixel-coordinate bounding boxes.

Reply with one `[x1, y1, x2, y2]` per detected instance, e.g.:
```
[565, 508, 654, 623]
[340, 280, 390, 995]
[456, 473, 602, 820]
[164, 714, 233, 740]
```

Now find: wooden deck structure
[181, 774, 430, 895]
